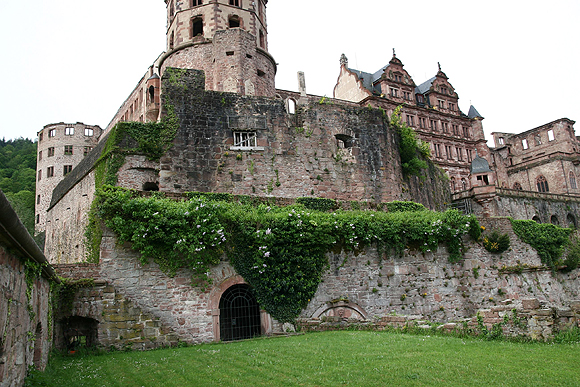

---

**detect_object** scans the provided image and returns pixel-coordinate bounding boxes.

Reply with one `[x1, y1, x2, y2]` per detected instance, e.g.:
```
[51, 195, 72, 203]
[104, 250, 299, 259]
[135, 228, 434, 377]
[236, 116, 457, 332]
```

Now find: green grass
[27, 331, 580, 387]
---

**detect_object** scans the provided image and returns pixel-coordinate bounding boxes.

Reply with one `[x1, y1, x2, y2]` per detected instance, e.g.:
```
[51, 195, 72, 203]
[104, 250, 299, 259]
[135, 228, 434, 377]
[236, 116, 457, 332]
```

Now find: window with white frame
[233, 131, 257, 148]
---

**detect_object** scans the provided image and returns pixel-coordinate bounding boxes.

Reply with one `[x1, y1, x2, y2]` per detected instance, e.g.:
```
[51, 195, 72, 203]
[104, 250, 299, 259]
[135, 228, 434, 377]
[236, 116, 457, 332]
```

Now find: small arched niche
[567, 213, 577, 229]
[59, 316, 99, 351]
[532, 215, 541, 223]
[143, 182, 159, 192]
[550, 215, 560, 226]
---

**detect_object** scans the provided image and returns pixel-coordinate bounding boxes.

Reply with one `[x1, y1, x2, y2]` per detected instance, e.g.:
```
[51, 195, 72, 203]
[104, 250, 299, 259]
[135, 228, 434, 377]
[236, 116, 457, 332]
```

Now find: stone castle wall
[55, 218, 580, 349]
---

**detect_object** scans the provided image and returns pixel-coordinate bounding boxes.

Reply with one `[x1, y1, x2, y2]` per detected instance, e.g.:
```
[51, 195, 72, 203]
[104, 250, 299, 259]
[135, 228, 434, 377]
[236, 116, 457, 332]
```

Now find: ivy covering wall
[93, 186, 480, 322]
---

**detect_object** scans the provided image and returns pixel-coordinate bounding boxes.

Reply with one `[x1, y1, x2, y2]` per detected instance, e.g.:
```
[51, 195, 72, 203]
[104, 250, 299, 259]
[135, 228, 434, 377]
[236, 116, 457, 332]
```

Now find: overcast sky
[0, 0, 578, 146]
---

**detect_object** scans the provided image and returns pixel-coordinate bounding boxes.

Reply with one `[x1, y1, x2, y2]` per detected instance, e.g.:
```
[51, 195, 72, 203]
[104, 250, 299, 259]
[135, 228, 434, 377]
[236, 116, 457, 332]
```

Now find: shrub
[482, 230, 510, 254]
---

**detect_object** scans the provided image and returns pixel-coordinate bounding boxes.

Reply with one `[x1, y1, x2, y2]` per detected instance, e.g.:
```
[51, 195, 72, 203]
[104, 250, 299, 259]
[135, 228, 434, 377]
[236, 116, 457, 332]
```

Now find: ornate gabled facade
[333, 52, 488, 194]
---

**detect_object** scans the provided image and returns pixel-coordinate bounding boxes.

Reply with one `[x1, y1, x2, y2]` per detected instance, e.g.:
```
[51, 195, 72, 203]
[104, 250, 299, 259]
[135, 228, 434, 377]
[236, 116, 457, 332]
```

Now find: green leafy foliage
[295, 197, 338, 212]
[0, 138, 37, 235]
[482, 230, 510, 254]
[52, 278, 95, 316]
[385, 201, 427, 213]
[561, 236, 580, 272]
[510, 219, 572, 269]
[390, 106, 430, 177]
[94, 186, 479, 322]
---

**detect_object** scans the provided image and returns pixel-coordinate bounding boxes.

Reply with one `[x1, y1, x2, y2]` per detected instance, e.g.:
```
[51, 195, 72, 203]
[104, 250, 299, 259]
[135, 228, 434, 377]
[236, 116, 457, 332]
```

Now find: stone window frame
[47, 166, 54, 178]
[65, 127, 74, 136]
[38, 150, 42, 161]
[191, 0, 203, 6]
[286, 98, 296, 115]
[522, 138, 529, 150]
[548, 129, 555, 142]
[405, 114, 414, 127]
[38, 170, 41, 181]
[228, 15, 241, 28]
[48, 129, 56, 138]
[498, 137, 505, 146]
[513, 182, 523, 190]
[389, 87, 399, 98]
[537, 175, 549, 193]
[48, 147, 55, 157]
[231, 131, 260, 150]
[229, 0, 241, 7]
[64, 145, 73, 156]
[191, 17, 204, 38]
[84, 127, 94, 137]
[570, 171, 577, 190]
[84, 146, 93, 156]
[228, 115, 266, 151]
[63, 165, 73, 176]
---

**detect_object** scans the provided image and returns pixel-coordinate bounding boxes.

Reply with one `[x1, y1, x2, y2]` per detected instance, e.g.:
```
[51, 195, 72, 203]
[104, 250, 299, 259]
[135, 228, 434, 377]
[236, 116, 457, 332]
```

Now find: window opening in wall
[449, 103, 456, 111]
[38, 170, 41, 181]
[233, 131, 257, 148]
[229, 0, 240, 6]
[39, 133, 43, 142]
[259, 30, 265, 48]
[47, 166, 54, 178]
[532, 215, 541, 223]
[64, 145, 73, 155]
[466, 149, 473, 162]
[219, 284, 261, 342]
[535, 134, 542, 146]
[229, 16, 240, 28]
[63, 165, 72, 176]
[430, 120, 437, 131]
[143, 182, 159, 192]
[570, 172, 577, 189]
[169, 31, 175, 50]
[226, 51, 235, 56]
[192, 18, 203, 37]
[148, 86, 155, 103]
[390, 88, 399, 98]
[461, 178, 467, 191]
[522, 138, 528, 150]
[84, 146, 93, 156]
[65, 127, 74, 136]
[335, 134, 353, 149]
[498, 137, 505, 146]
[438, 99, 445, 109]
[537, 175, 549, 192]
[48, 129, 56, 137]
[33, 323, 43, 367]
[450, 177, 456, 191]
[170, 1, 175, 17]
[416, 94, 424, 105]
[191, 0, 203, 6]
[463, 127, 469, 138]
[405, 115, 414, 127]
[456, 147, 463, 161]
[548, 129, 555, 141]
[476, 175, 489, 185]
[37, 195, 40, 204]
[419, 117, 426, 129]
[287, 99, 296, 114]
[567, 213, 577, 228]
[513, 182, 523, 190]
[84, 128, 93, 137]
[442, 122, 449, 133]
[445, 145, 453, 159]
[38, 151, 42, 161]
[551, 215, 560, 226]
[36, 214, 40, 224]
[452, 124, 459, 135]
[257, 69, 265, 77]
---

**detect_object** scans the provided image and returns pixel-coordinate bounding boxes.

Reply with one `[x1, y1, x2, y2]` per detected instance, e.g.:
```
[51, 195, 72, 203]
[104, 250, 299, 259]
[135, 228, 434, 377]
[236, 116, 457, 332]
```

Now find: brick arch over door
[209, 275, 272, 341]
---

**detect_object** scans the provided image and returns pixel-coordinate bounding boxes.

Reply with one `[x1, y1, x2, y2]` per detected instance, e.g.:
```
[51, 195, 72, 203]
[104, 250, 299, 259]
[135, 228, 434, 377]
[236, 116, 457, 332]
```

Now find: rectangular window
[449, 103, 456, 111]
[65, 127, 74, 136]
[48, 147, 55, 157]
[63, 165, 73, 176]
[456, 147, 463, 161]
[438, 100, 445, 109]
[390, 88, 399, 98]
[445, 145, 453, 159]
[430, 120, 437, 130]
[463, 127, 469, 138]
[64, 145, 73, 155]
[467, 149, 473, 162]
[433, 144, 442, 158]
[48, 129, 56, 137]
[38, 151, 42, 161]
[38, 170, 41, 181]
[403, 91, 411, 100]
[37, 195, 40, 204]
[406, 115, 414, 127]
[442, 122, 449, 133]
[452, 124, 459, 135]
[522, 139, 529, 150]
[84, 146, 93, 156]
[419, 117, 426, 129]
[233, 131, 257, 148]
[47, 166, 54, 178]
[498, 137, 505, 145]
[85, 128, 94, 137]
[39, 133, 43, 142]
[548, 129, 555, 141]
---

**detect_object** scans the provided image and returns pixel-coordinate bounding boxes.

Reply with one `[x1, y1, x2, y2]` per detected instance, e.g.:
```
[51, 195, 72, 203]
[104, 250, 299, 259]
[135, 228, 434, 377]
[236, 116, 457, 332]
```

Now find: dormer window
[498, 137, 505, 145]
[440, 86, 448, 94]
[416, 94, 424, 104]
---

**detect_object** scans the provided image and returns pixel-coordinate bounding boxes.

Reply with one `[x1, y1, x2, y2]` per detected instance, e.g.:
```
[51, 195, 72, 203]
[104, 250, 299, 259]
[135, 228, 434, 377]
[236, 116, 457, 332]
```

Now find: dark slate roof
[468, 105, 484, 119]
[415, 76, 436, 95]
[348, 66, 385, 94]
[470, 154, 492, 174]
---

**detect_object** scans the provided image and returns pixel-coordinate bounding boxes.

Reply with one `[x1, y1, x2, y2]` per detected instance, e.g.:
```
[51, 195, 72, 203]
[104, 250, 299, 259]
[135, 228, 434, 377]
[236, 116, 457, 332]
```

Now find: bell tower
[160, 0, 276, 97]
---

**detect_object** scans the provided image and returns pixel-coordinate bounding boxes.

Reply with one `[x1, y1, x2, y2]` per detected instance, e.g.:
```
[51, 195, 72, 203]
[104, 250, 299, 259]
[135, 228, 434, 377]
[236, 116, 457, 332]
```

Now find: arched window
[567, 213, 577, 228]
[551, 215, 560, 226]
[570, 172, 577, 189]
[461, 178, 467, 191]
[532, 215, 541, 223]
[228, 16, 240, 28]
[148, 86, 155, 103]
[450, 177, 456, 192]
[537, 175, 549, 193]
[287, 99, 296, 114]
[513, 182, 522, 190]
[192, 17, 203, 37]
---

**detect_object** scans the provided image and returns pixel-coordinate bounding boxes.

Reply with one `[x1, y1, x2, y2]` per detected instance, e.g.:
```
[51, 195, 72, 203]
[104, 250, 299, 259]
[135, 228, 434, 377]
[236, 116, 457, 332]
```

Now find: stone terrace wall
[57, 218, 580, 349]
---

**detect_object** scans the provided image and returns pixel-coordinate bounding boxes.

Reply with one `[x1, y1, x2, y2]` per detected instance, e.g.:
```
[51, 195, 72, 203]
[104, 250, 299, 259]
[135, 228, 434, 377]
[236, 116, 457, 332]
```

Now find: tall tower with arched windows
[160, 0, 276, 97]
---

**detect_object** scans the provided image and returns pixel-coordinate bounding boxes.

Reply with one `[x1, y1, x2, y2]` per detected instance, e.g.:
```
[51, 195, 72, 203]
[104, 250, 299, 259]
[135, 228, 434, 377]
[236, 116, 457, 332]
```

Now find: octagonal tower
[160, 0, 276, 97]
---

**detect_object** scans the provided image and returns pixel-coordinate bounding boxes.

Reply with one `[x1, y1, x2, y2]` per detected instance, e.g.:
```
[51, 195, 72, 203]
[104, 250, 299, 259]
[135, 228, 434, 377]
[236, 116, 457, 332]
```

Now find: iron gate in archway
[219, 284, 261, 341]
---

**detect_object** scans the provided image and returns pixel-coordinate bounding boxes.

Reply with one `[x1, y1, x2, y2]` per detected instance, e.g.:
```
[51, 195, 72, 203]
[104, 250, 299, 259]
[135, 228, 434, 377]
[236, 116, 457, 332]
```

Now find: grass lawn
[27, 331, 580, 387]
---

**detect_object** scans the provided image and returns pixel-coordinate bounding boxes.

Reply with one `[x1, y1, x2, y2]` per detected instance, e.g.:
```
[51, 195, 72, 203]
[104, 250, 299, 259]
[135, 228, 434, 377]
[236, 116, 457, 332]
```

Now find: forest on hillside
[0, 138, 37, 236]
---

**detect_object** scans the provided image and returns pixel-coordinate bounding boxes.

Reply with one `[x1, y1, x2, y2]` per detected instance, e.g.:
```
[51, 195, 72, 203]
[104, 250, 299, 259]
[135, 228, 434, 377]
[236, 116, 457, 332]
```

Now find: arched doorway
[219, 284, 261, 341]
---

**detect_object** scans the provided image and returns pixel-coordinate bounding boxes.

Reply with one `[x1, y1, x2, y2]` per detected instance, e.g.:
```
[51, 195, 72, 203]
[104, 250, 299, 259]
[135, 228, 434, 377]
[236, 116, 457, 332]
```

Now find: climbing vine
[85, 105, 180, 262]
[510, 219, 572, 269]
[390, 105, 431, 177]
[94, 186, 479, 322]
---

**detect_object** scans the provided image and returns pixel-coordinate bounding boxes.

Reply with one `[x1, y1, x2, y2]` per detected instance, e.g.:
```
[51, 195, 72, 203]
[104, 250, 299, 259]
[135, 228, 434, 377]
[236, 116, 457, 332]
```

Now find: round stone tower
[160, 0, 276, 97]
[35, 123, 103, 234]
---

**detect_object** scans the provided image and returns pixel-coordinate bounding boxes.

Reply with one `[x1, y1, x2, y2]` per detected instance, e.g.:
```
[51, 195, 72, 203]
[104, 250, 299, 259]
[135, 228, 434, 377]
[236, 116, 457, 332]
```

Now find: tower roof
[468, 105, 484, 119]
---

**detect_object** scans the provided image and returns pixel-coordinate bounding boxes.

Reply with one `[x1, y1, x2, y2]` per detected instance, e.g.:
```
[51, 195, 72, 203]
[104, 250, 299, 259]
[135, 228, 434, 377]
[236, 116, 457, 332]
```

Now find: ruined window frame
[84, 128, 94, 137]
[570, 172, 577, 190]
[48, 147, 55, 157]
[48, 129, 56, 138]
[65, 127, 74, 136]
[47, 166, 54, 178]
[231, 130, 263, 151]
[548, 129, 555, 141]
[522, 138, 529, 150]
